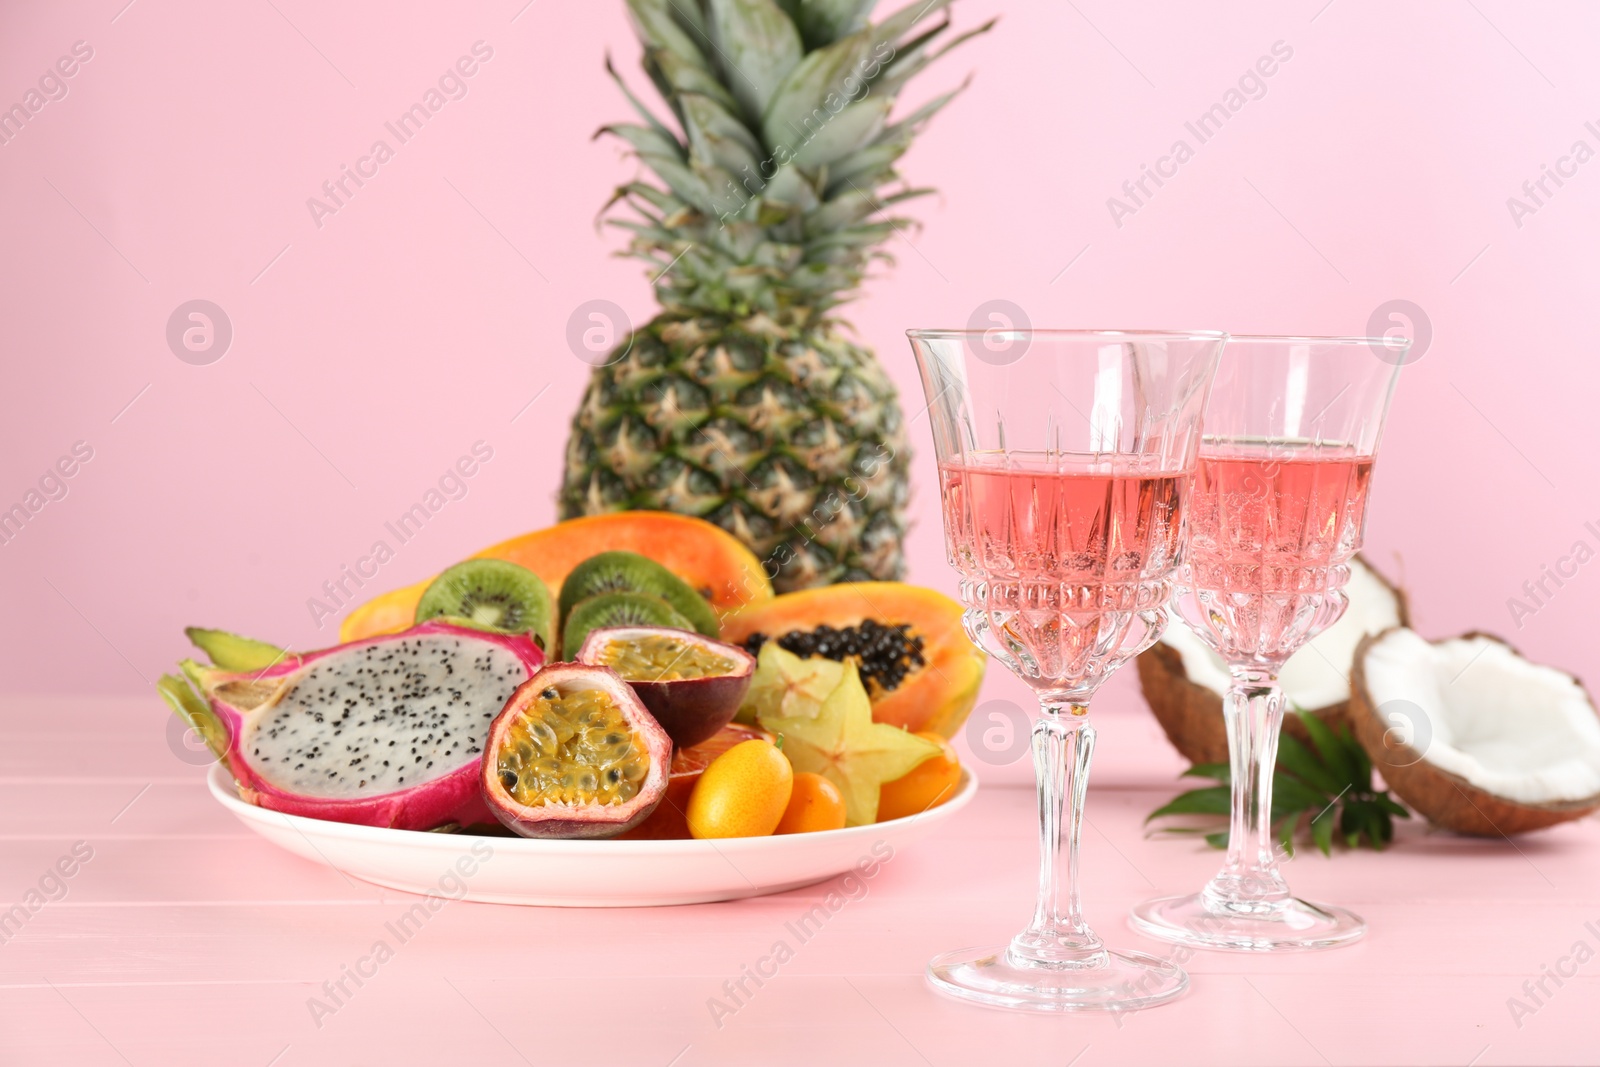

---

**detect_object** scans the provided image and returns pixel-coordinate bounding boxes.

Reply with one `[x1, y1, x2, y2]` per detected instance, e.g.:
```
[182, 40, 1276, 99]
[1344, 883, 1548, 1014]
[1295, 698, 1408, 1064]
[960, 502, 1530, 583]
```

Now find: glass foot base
[1130, 892, 1365, 952]
[926, 945, 1188, 1013]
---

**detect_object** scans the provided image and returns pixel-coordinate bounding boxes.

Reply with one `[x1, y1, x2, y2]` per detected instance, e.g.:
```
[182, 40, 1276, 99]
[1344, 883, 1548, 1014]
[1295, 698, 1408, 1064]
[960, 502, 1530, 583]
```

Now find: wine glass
[908, 328, 1225, 1012]
[1131, 334, 1407, 952]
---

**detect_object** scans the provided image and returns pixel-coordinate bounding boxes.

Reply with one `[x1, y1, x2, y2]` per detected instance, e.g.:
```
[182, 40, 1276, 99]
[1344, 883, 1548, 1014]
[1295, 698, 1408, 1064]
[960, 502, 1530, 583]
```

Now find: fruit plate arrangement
[208, 763, 976, 907]
[162, 513, 989, 905]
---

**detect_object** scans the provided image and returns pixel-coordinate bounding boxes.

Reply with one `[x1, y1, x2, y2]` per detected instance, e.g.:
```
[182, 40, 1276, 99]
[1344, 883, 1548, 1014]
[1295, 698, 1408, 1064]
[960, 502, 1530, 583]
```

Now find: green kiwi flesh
[558, 551, 718, 638]
[562, 591, 691, 659]
[415, 559, 555, 653]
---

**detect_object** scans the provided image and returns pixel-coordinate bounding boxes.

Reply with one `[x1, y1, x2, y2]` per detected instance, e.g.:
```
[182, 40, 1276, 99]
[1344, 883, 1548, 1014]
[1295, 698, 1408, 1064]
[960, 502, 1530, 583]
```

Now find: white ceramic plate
[208, 763, 977, 907]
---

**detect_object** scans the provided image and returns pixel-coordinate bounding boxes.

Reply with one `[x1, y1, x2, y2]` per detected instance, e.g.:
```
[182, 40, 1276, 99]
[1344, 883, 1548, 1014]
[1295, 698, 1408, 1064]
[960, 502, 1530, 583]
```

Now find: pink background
[3, 0, 1597, 730]
[4, 6, 1599, 1065]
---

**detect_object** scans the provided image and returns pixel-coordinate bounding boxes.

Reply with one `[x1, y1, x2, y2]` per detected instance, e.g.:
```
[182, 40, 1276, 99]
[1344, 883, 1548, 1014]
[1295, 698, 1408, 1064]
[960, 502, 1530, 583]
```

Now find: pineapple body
[560, 313, 908, 592]
[559, 0, 987, 590]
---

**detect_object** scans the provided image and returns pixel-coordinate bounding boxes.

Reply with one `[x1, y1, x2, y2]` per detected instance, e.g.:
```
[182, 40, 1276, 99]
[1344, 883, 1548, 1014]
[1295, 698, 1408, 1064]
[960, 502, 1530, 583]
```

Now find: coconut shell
[1348, 628, 1600, 836]
[1137, 555, 1409, 766]
[1136, 643, 1347, 766]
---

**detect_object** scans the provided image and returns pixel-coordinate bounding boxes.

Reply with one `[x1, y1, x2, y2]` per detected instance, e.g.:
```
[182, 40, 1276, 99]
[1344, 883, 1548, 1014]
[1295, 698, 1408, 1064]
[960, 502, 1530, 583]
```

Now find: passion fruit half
[482, 663, 671, 839]
[575, 626, 755, 748]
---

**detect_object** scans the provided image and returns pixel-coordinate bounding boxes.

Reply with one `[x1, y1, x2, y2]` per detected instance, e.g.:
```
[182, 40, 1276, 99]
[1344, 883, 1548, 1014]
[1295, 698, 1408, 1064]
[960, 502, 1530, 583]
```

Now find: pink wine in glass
[1135, 445, 1382, 951]
[911, 327, 1223, 1009]
[939, 453, 1187, 692]
[1183, 448, 1374, 662]
[1132, 332, 1404, 955]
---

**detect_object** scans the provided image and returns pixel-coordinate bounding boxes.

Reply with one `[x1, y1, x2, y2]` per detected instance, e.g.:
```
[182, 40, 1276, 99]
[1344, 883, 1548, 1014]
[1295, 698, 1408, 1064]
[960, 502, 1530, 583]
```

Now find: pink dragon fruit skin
[190, 620, 543, 831]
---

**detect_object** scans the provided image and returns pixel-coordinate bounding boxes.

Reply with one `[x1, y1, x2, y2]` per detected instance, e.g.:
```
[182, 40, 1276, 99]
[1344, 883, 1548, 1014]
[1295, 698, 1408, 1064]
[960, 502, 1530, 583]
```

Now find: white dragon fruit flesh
[178, 620, 543, 830]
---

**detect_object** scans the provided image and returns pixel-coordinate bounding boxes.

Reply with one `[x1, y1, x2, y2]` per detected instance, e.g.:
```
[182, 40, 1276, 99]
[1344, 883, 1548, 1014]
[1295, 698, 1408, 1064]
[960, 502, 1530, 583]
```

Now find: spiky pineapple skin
[557, 0, 990, 588]
[559, 313, 908, 592]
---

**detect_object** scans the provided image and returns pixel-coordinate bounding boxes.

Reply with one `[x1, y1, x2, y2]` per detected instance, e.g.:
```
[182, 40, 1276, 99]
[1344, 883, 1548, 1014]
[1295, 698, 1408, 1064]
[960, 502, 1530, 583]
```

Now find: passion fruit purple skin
[575, 626, 755, 748]
[481, 663, 672, 840]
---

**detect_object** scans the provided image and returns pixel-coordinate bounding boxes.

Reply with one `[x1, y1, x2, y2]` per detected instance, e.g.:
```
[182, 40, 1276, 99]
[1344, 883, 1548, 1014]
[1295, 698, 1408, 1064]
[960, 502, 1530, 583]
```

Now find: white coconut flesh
[1162, 557, 1404, 709]
[1361, 628, 1600, 806]
[243, 634, 530, 799]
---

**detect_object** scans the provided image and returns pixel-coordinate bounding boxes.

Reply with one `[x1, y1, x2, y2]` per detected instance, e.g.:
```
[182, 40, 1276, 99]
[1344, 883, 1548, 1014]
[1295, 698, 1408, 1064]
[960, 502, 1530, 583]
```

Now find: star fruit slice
[737, 643, 845, 724]
[756, 655, 940, 826]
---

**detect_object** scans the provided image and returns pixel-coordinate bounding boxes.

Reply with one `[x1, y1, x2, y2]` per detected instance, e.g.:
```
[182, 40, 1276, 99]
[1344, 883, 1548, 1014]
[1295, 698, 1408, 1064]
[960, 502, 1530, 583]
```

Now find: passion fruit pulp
[576, 626, 754, 748]
[597, 632, 738, 680]
[482, 664, 670, 839]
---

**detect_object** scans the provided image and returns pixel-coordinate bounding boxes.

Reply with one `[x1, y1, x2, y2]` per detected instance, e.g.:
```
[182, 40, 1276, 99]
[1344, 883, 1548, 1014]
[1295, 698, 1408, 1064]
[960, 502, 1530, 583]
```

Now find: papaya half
[340, 512, 773, 643]
[719, 582, 985, 739]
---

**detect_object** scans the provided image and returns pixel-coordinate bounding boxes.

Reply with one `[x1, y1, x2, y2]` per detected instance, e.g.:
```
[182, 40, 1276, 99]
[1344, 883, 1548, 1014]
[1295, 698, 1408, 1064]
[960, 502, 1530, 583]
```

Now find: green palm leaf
[1147, 712, 1412, 855]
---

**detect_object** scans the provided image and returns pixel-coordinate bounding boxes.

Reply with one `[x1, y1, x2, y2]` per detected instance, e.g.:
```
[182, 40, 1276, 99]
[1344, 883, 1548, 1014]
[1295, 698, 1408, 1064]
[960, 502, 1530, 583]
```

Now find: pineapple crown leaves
[602, 0, 993, 322]
[1146, 712, 1412, 857]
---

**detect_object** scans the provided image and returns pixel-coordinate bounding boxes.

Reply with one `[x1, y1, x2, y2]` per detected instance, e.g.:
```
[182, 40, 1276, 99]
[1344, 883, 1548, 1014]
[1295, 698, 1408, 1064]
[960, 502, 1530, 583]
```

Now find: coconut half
[1137, 556, 1409, 765]
[1348, 628, 1600, 835]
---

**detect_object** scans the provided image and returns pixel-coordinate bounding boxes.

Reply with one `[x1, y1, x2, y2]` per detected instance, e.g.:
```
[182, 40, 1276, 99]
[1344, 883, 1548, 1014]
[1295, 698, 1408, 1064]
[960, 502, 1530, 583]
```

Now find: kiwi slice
[416, 559, 555, 653]
[558, 551, 719, 638]
[562, 592, 692, 659]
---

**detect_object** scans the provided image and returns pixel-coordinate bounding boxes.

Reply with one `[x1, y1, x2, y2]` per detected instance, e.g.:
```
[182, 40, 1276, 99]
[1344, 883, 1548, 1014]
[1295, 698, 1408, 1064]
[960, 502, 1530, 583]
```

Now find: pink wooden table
[4, 690, 1596, 1067]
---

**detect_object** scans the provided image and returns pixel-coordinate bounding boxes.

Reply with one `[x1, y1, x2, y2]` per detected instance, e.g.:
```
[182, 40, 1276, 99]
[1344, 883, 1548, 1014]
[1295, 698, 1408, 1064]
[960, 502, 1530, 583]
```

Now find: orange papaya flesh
[718, 582, 985, 739]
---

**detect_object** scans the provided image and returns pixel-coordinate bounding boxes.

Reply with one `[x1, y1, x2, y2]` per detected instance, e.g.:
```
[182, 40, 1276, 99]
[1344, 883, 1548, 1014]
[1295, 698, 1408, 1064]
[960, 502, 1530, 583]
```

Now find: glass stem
[1206, 668, 1292, 912]
[1009, 702, 1105, 967]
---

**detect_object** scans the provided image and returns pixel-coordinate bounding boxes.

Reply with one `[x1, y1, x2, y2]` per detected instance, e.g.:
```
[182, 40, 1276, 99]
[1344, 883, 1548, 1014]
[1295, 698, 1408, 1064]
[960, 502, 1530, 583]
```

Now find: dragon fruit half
[165, 620, 543, 830]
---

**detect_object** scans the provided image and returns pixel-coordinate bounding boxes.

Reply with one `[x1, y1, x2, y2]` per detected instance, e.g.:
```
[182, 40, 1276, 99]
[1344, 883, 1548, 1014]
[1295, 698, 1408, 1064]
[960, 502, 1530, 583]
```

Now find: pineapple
[560, 0, 990, 592]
